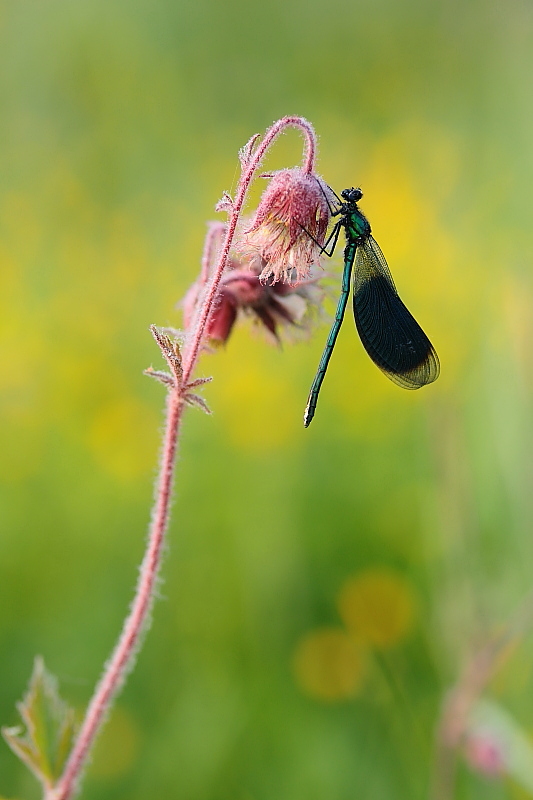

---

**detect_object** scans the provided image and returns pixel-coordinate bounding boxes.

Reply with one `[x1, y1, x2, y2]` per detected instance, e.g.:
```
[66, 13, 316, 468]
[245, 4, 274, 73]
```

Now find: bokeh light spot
[212, 333, 300, 452]
[292, 627, 365, 702]
[88, 397, 158, 481]
[337, 568, 417, 649]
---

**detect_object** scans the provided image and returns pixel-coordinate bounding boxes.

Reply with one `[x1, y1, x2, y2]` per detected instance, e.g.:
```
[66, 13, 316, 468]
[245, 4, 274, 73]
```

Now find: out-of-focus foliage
[2, 0, 533, 798]
[2, 657, 77, 790]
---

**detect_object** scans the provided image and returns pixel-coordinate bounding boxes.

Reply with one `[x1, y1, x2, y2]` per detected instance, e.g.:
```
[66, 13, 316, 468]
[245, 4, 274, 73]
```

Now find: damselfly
[304, 187, 439, 427]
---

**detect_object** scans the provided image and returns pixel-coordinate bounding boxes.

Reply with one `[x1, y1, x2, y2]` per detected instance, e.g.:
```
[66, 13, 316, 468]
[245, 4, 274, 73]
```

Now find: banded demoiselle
[304, 187, 439, 427]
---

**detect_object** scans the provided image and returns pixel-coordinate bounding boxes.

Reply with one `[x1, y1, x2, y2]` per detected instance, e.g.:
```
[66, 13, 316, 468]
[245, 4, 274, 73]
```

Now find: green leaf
[2, 657, 77, 790]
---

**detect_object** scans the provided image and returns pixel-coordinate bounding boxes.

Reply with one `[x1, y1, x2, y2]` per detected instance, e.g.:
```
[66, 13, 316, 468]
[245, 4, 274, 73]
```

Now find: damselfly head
[341, 188, 363, 203]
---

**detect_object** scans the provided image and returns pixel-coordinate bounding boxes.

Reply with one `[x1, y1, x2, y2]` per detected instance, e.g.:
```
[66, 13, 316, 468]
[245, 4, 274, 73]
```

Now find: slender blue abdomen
[303, 241, 357, 427]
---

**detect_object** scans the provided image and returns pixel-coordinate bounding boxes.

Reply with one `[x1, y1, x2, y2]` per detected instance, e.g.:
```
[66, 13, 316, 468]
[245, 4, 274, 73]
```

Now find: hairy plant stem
[52, 115, 317, 800]
[53, 391, 183, 800]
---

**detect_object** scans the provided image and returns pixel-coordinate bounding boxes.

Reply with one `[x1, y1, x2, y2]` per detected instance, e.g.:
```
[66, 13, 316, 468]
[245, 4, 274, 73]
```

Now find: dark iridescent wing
[352, 236, 439, 389]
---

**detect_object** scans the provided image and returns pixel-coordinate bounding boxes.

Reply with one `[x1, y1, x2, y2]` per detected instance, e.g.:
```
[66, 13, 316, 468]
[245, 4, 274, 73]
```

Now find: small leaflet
[2, 657, 77, 789]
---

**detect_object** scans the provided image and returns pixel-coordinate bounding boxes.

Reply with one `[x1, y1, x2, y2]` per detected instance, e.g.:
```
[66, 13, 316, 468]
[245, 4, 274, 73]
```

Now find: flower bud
[182, 241, 325, 345]
[239, 168, 333, 284]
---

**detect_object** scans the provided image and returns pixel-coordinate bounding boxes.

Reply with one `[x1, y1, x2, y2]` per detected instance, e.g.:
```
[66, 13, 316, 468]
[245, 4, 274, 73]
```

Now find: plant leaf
[2, 657, 77, 789]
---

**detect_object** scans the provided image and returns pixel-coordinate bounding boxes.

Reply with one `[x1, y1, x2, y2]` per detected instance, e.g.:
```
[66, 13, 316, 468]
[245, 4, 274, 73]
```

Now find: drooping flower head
[182, 222, 325, 345]
[212, 257, 323, 343]
[239, 168, 333, 284]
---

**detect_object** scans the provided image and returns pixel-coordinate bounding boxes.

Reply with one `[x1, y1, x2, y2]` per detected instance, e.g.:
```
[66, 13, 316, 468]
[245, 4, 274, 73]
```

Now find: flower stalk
[181, 115, 318, 378]
[50, 115, 320, 800]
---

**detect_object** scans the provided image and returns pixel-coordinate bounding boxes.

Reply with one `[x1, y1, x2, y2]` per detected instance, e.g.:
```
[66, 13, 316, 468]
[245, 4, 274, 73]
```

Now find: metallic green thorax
[345, 208, 371, 242]
[341, 209, 371, 274]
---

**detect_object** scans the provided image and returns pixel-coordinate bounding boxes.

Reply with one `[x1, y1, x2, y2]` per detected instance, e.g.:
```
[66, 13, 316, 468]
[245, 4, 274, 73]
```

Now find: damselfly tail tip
[303, 405, 314, 428]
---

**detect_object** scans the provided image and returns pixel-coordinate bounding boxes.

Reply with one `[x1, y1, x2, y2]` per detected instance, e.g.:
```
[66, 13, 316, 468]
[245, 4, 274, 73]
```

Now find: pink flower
[182, 247, 324, 345]
[239, 168, 333, 284]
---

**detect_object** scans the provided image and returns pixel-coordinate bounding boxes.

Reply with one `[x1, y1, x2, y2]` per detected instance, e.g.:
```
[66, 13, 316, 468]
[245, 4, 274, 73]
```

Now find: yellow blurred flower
[212, 334, 300, 452]
[337, 568, 417, 649]
[88, 397, 158, 482]
[292, 627, 365, 702]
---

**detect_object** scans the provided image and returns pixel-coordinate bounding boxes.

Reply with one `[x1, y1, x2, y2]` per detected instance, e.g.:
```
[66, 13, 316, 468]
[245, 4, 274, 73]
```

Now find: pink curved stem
[182, 115, 317, 383]
[52, 115, 318, 800]
[54, 390, 183, 800]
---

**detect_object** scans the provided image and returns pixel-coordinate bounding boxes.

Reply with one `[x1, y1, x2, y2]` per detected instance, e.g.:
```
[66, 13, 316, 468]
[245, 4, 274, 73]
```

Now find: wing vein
[352, 237, 439, 389]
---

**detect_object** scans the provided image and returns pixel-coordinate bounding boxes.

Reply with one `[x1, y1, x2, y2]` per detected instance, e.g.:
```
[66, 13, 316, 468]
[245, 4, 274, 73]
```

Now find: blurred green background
[2, 0, 533, 798]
